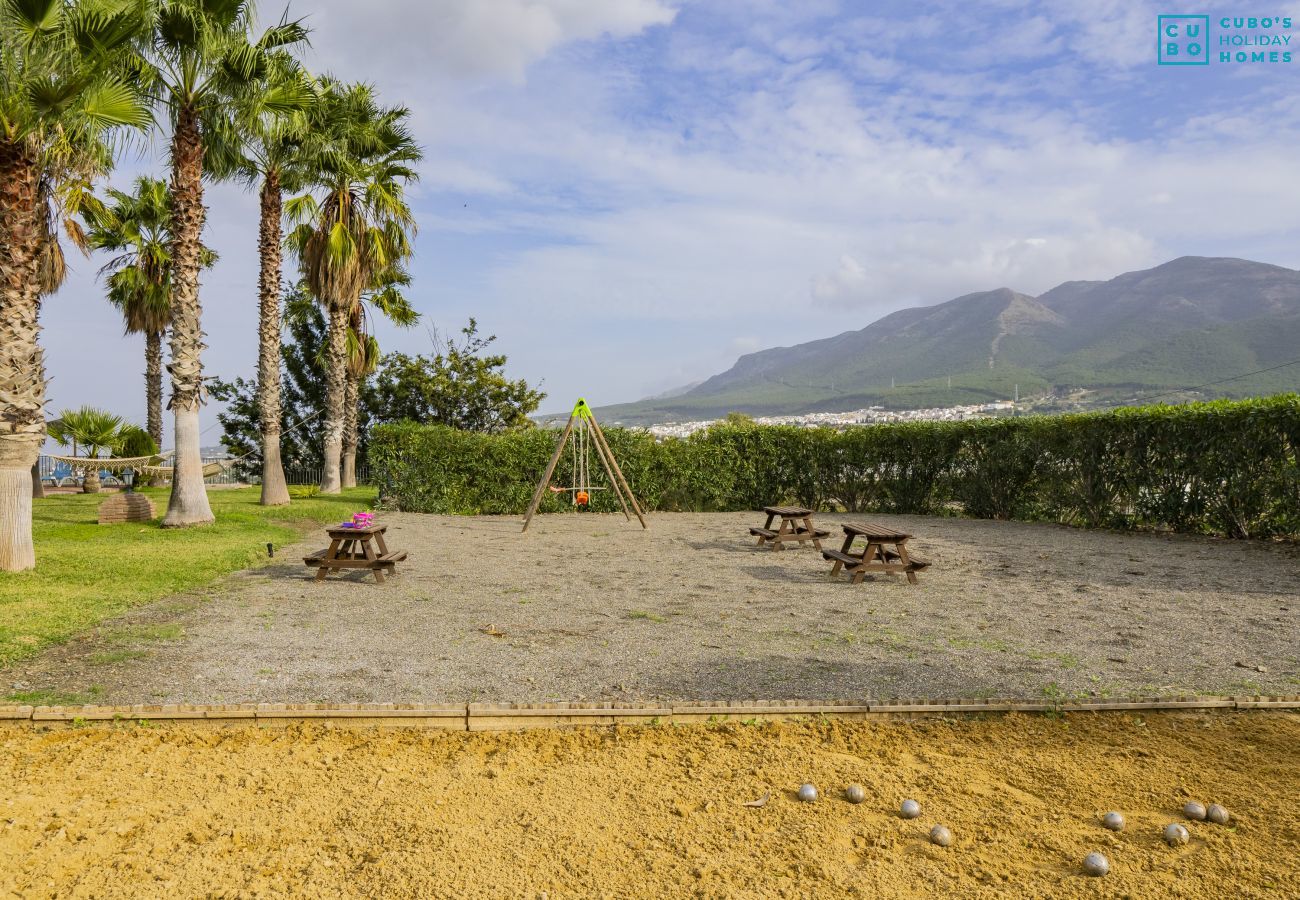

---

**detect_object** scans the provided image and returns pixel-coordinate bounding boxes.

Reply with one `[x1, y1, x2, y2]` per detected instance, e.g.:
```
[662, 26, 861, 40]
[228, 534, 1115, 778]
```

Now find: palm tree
[341, 266, 418, 487]
[224, 51, 315, 507]
[341, 311, 378, 489]
[145, 0, 307, 526]
[287, 78, 421, 494]
[81, 176, 216, 450]
[0, 0, 151, 570]
[48, 407, 126, 493]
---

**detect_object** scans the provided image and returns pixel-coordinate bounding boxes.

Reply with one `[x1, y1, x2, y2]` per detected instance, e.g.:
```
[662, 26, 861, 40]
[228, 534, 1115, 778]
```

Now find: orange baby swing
[558, 411, 597, 507]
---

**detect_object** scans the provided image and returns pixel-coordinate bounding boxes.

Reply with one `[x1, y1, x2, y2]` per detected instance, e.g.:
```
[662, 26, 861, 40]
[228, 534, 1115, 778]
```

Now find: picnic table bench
[749, 505, 830, 551]
[822, 522, 930, 585]
[304, 523, 407, 584]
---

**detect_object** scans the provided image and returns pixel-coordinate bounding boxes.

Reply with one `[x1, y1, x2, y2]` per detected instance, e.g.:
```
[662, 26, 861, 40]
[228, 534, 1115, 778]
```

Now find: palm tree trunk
[341, 371, 358, 488]
[82, 464, 101, 494]
[145, 329, 163, 449]
[0, 137, 47, 571]
[257, 172, 290, 506]
[162, 105, 215, 527]
[145, 329, 165, 486]
[320, 304, 349, 494]
[31, 461, 44, 500]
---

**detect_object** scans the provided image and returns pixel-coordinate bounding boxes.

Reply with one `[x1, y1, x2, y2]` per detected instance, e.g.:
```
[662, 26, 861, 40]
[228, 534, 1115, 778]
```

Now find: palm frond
[257, 19, 309, 51]
[283, 192, 318, 225]
[5, 0, 62, 37]
[67, 0, 150, 58]
[77, 77, 151, 130]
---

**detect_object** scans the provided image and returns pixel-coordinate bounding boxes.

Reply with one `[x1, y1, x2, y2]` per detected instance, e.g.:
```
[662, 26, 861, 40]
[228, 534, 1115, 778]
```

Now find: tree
[342, 311, 378, 489]
[81, 176, 215, 449]
[1, 0, 151, 570]
[47, 406, 126, 493]
[210, 284, 331, 480]
[286, 78, 421, 494]
[225, 50, 315, 506]
[146, 0, 307, 526]
[118, 423, 159, 457]
[715, 412, 758, 429]
[368, 319, 546, 432]
[342, 265, 418, 487]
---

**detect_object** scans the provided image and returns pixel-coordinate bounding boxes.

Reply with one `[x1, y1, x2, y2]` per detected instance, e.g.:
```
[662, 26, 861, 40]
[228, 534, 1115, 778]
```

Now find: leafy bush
[117, 425, 159, 458]
[370, 395, 1300, 539]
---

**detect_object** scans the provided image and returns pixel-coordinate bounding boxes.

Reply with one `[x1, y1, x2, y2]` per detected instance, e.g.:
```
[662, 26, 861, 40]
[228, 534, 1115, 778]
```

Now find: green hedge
[370, 394, 1300, 539]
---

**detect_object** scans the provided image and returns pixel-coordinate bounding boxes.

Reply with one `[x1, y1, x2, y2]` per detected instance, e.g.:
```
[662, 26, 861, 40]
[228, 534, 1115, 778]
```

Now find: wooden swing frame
[522, 398, 647, 532]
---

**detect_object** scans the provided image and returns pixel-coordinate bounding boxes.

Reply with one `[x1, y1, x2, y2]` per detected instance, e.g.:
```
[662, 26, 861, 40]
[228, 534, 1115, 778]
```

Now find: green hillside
[600, 257, 1300, 423]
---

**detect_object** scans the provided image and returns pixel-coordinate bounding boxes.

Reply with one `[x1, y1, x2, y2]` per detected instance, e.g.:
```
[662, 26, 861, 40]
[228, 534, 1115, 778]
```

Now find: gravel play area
[1, 713, 1297, 898]
[7, 512, 1298, 704]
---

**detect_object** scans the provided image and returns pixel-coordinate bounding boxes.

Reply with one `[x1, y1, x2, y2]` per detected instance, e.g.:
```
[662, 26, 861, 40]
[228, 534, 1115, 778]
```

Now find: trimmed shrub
[369, 394, 1300, 539]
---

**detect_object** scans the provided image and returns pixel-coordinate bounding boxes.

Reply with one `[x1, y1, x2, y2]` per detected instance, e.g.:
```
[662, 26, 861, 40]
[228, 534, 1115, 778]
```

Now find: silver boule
[1082, 851, 1109, 877]
[1206, 803, 1230, 825]
[844, 784, 866, 804]
[929, 824, 952, 847]
[1102, 811, 1125, 832]
[796, 783, 818, 803]
[900, 799, 921, 819]
[1183, 801, 1206, 821]
[1163, 823, 1189, 847]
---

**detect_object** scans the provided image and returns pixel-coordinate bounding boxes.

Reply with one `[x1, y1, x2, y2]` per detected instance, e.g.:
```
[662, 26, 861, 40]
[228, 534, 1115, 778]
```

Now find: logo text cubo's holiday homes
[1158, 14, 1294, 65]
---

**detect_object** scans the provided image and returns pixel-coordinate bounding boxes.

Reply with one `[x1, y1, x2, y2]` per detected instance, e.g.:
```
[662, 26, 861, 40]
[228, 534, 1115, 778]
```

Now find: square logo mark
[1158, 15, 1210, 64]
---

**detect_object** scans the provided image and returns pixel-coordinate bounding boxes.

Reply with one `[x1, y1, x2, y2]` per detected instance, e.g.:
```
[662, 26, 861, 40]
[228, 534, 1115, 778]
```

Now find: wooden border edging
[0, 696, 1297, 730]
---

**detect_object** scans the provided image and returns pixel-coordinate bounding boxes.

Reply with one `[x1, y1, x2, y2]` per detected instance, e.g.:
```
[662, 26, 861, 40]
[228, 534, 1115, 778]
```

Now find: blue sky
[41, 0, 1300, 438]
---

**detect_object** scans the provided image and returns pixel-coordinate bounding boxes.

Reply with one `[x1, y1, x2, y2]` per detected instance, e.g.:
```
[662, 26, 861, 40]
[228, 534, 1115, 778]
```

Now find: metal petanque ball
[844, 785, 866, 804]
[1206, 804, 1230, 825]
[900, 799, 921, 819]
[929, 825, 952, 847]
[1102, 811, 1125, 832]
[1183, 801, 1207, 821]
[1082, 852, 1109, 877]
[797, 783, 818, 803]
[1163, 823, 1190, 847]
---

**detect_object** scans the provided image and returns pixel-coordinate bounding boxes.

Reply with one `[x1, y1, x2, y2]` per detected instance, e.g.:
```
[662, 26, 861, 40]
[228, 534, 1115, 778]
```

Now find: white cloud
[812, 255, 868, 304]
[306, 0, 677, 84]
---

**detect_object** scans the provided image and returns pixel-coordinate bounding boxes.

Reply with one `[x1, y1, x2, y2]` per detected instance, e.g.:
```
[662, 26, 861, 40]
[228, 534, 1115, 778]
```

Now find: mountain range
[598, 256, 1300, 423]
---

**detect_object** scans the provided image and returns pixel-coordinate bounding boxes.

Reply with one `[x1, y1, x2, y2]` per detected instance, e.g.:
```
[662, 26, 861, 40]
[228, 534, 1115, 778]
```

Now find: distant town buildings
[640, 401, 1016, 438]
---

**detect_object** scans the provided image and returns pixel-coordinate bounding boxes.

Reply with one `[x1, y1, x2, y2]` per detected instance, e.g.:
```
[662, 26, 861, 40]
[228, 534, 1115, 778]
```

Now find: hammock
[136, 460, 233, 479]
[46, 452, 234, 479]
[47, 407, 322, 483]
[45, 453, 166, 473]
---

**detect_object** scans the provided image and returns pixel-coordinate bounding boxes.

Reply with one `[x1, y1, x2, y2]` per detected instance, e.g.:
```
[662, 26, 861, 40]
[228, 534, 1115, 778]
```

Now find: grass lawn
[0, 486, 376, 672]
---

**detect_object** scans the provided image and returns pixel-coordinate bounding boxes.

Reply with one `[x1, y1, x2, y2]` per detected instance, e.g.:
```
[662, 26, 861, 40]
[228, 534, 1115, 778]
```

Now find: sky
[39, 0, 1300, 442]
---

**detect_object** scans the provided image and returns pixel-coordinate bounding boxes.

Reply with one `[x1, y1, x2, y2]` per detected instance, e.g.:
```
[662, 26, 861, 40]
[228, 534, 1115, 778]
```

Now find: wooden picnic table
[822, 522, 930, 585]
[749, 505, 830, 551]
[304, 523, 407, 584]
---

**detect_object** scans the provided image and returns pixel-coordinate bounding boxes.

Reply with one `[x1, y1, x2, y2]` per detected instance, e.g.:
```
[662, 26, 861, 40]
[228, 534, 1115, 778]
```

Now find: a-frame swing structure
[522, 399, 647, 532]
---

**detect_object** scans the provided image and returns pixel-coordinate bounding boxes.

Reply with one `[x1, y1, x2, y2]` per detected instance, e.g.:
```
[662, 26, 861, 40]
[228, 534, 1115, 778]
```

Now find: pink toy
[352, 512, 375, 527]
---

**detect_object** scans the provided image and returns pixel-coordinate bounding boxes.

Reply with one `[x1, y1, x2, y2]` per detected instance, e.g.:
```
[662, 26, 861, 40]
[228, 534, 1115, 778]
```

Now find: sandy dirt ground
[7, 513, 1298, 705]
[0, 713, 1296, 898]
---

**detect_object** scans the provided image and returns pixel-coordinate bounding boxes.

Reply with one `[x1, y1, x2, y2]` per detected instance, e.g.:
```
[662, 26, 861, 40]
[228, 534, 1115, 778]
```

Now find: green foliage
[0, 0, 151, 150]
[285, 77, 421, 315]
[371, 395, 1300, 539]
[117, 424, 158, 458]
[80, 175, 216, 334]
[213, 301, 544, 477]
[368, 319, 546, 432]
[211, 286, 336, 476]
[47, 406, 125, 457]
